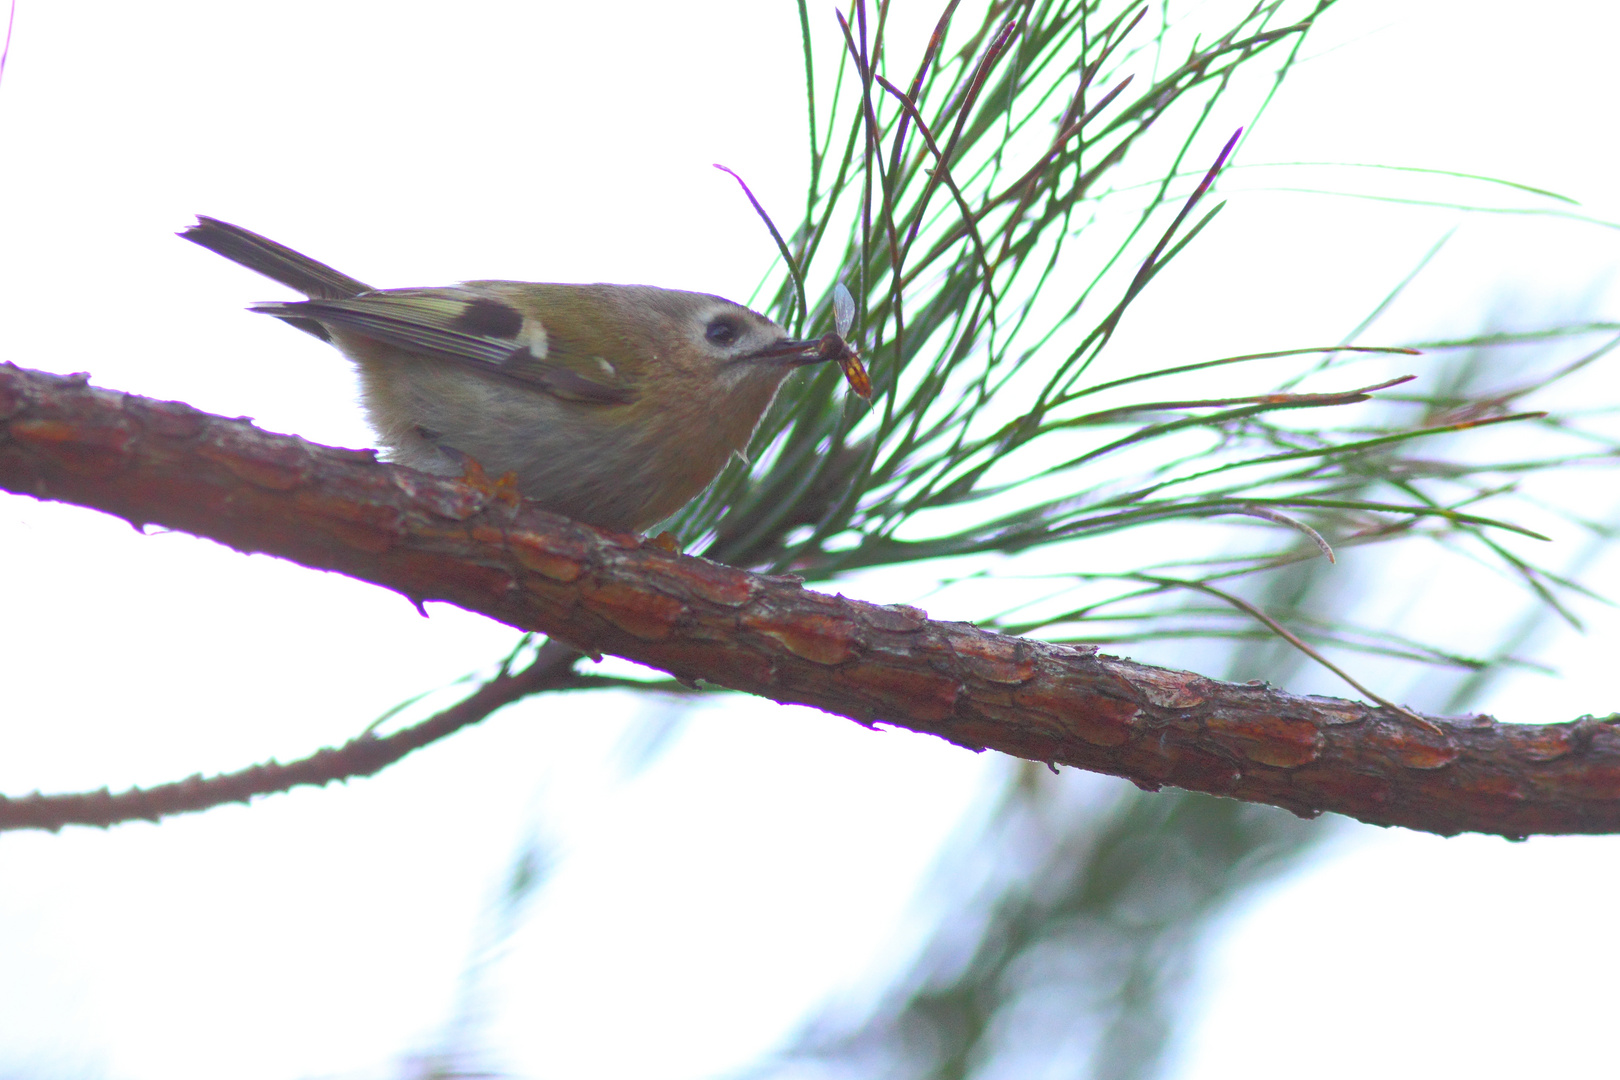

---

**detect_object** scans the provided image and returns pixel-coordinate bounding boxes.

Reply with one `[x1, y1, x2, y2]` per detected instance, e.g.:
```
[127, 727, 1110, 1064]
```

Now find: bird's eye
[705, 317, 740, 346]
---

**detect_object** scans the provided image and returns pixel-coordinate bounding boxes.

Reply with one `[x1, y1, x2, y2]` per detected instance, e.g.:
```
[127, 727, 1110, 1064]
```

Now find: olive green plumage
[182, 216, 843, 532]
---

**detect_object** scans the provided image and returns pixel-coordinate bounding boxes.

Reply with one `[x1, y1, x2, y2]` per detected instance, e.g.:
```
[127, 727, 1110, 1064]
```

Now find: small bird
[181, 216, 865, 533]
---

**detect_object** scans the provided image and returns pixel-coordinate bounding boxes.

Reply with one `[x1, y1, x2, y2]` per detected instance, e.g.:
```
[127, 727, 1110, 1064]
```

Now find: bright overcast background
[3, 2, 1620, 1079]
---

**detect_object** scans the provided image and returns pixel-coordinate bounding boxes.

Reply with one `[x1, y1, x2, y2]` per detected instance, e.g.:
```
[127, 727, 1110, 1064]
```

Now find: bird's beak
[744, 332, 851, 368]
[746, 332, 873, 399]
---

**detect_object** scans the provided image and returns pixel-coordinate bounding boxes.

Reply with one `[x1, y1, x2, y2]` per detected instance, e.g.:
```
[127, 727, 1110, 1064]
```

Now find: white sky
[3, 2, 1620, 1079]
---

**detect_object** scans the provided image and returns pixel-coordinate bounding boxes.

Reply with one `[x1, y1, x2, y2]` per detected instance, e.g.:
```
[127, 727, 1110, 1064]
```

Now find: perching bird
[181, 216, 865, 532]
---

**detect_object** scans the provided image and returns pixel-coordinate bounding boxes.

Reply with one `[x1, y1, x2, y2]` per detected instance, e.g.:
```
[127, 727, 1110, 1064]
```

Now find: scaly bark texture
[4, 363, 1618, 837]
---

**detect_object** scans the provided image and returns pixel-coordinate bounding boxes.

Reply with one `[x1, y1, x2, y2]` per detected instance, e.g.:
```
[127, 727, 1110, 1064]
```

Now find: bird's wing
[250, 288, 638, 406]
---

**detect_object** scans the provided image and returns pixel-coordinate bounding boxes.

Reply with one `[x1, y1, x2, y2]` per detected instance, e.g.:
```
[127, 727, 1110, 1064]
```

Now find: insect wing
[833, 281, 855, 338]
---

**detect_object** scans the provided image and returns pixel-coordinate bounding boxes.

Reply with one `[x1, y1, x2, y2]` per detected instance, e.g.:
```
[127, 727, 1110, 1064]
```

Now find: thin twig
[0, 640, 591, 831]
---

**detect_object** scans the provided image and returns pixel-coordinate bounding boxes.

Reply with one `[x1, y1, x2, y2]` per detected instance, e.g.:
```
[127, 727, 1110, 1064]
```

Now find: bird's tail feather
[180, 216, 373, 300]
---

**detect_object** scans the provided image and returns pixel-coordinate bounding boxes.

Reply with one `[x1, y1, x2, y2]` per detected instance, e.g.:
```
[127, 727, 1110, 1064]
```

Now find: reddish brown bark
[3, 363, 1618, 837]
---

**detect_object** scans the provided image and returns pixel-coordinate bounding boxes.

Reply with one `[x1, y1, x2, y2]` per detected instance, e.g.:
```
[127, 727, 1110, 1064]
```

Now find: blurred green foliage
[427, 1, 1620, 1076]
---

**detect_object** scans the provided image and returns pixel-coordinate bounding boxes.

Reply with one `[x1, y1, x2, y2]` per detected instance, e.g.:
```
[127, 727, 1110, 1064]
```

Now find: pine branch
[0, 638, 596, 831]
[5, 363, 1618, 839]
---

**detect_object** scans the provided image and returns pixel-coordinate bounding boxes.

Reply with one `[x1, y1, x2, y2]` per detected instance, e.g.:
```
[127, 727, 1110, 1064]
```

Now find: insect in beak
[741, 282, 872, 399]
[828, 281, 871, 399]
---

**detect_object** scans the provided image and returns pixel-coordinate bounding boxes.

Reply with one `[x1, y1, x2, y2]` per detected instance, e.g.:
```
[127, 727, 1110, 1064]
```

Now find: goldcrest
[181, 216, 867, 533]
